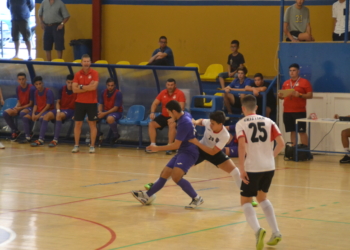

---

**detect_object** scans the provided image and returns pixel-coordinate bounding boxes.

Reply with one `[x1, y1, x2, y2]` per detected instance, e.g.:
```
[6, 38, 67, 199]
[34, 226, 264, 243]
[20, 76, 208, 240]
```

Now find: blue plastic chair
[0, 98, 17, 117]
[140, 112, 161, 126]
[119, 105, 146, 147]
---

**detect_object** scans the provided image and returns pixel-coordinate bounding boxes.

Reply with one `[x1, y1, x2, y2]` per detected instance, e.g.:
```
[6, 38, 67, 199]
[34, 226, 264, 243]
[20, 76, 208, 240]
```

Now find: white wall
[278, 93, 350, 153]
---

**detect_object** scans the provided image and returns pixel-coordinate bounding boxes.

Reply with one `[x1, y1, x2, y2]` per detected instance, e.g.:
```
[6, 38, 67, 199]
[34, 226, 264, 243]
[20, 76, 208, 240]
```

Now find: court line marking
[0, 153, 44, 159]
[0, 226, 16, 247]
[82, 179, 138, 187]
[25, 211, 116, 250]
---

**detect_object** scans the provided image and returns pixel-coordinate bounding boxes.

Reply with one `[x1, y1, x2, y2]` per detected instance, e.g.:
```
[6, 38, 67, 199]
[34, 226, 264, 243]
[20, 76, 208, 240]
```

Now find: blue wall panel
[279, 43, 350, 93]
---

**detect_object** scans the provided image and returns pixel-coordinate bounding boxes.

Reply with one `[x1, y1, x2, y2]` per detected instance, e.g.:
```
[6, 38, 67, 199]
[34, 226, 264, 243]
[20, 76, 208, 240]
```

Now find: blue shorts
[35, 110, 52, 117]
[224, 139, 238, 157]
[166, 152, 198, 173]
[21, 107, 32, 113]
[51, 109, 75, 120]
[105, 112, 122, 121]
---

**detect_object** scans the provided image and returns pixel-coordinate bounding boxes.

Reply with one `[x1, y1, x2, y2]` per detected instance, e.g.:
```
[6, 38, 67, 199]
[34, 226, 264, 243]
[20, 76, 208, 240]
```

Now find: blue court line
[81, 179, 138, 187]
[195, 187, 219, 192]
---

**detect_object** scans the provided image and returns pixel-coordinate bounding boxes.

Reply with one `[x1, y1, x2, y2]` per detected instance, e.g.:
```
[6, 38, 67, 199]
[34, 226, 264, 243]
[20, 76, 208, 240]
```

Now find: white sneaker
[131, 190, 156, 205]
[71, 145, 79, 153]
[267, 232, 282, 246]
[255, 228, 266, 250]
[89, 146, 95, 153]
[185, 196, 204, 209]
[0, 142, 5, 149]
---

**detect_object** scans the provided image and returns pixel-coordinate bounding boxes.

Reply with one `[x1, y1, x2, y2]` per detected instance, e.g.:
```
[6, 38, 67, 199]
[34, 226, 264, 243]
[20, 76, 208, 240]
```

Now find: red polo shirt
[282, 77, 313, 113]
[156, 88, 186, 117]
[73, 68, 99, 104]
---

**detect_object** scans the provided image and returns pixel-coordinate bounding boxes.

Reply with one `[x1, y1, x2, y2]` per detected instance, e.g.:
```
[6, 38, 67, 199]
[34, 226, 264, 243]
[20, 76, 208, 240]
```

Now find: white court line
[0, 226, 16, 247]
[2, 162, 350, 193]
[0, 153, 44, 159]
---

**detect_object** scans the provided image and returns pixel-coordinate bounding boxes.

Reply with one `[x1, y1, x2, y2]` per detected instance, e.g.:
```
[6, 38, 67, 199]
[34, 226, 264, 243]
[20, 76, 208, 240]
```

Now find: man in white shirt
[332, 0, 350, 41]
[236, 95, 285, 250]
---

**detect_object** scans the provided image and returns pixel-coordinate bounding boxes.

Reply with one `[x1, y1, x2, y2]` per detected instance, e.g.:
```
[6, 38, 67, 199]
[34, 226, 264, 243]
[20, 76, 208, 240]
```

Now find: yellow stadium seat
[52, 59, 65, 62]
[185, 63, 200, 73]
[11, 57, 23, 61]
[200, 64, 224, 81]
[73, 59, 81, 63]
[32, 58, 44, 61]
[204, 92, 224, 108]
[139, 61, 149, 65]
[116, 61, 130, 65]
[94, 60, 108, 64]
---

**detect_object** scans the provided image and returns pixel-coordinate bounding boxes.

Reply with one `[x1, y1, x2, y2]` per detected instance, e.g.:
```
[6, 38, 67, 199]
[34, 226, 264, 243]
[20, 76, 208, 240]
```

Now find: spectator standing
[38, 0, 70, 61]
[218, 40, 245, 89]
[72, 54, 99, 153]
[332, 0, 350, 41]
[278, 63, 313, 147]
[148, 36, 175, 66]
[284, 0, 314, 42]
[7, 0, 34, 60]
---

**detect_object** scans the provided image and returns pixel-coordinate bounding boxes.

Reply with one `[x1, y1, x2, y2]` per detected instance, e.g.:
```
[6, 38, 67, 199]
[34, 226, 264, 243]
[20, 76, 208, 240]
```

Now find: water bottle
[85, 132, 90, 145]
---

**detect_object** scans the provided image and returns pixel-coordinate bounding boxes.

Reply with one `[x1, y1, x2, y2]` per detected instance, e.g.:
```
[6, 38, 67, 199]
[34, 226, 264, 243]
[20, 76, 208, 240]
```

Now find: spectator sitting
[7, 0, 34, 60]
[3, 72, 36, 141]
[146, 78, 185, 155]
[21, 76, 54, 144]
[334, 114, 350, 163]
[148, 36, 175, 66]
[31, 74, 76, 147]
[245, 73, 276, 118]
[332, 0, 350, 41]
[278, 63, 313, 147]
[98, 78, 123, 145]
[218, 40, 245, 89]
[284, 0, 314, 42]
[223, 66, 252, 114]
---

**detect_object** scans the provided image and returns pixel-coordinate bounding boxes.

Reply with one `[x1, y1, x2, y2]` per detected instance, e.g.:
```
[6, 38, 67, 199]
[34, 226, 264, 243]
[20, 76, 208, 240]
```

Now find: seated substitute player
[98, 78, 123, 145]
[132, 100, 203, 209]
[21, 76, 54, 143]
[31, 74, 76, 147]
[147, 78, 186, 155]
[236, 95, 284, 250]
[3, 72, 36, 141]
[334, 114, 350, 163]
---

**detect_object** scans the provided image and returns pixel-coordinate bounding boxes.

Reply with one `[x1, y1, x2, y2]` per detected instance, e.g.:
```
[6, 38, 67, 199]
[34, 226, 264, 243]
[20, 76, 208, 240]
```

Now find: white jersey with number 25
[235, 114, 281, 172]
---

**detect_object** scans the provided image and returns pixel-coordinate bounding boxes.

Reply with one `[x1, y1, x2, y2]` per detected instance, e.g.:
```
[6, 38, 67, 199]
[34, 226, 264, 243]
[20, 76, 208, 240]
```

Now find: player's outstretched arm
[189, 138, 220, 156]
[146, 139, 182, 152]
[273, 135, 285, 158]
[192, 119, 203, 126]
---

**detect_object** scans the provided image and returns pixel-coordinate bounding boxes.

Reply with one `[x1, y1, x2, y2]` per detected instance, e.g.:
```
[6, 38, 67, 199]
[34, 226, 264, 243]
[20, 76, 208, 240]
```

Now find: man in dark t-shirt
[245, 73, 276, 118]
[218, 40, 245, 89]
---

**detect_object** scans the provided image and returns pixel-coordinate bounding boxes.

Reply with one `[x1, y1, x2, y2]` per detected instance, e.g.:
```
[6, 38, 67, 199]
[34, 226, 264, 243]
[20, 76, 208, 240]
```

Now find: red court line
[28, 211, 116, 250]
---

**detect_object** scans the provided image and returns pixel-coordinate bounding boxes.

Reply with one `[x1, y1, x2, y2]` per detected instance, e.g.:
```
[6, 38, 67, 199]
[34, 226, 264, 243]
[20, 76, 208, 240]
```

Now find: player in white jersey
[236, 95, 284, 250]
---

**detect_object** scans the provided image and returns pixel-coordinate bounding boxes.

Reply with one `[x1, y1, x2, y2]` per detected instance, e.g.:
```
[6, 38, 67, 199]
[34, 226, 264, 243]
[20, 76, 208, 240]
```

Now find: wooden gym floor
[0, 141, 349, 250]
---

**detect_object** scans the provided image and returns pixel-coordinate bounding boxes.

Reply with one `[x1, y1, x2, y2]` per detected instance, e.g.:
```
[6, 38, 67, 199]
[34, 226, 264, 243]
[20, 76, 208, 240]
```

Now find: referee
[72, 54, 99, 153]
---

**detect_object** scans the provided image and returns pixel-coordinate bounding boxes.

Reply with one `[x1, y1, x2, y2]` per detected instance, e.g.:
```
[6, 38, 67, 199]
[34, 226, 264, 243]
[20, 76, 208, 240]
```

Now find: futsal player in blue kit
[131, 100, 203, 209]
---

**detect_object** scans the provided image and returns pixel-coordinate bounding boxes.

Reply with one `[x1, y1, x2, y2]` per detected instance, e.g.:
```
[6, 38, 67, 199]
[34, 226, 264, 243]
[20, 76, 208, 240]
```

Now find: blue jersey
[175, 112, 198, 155]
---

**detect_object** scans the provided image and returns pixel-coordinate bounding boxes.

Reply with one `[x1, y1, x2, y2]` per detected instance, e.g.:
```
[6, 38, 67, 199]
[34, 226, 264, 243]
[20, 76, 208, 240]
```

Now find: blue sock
[109, 121, 119, 136]
[39, 120, 49, 140]
[19, 112, 26, 119]
[177, 178, 197, 198]
[146, 177, 167, 197]
[3, 112, 18, 132]
[22, 116, 31, 137]
[54, 121, 62, 141]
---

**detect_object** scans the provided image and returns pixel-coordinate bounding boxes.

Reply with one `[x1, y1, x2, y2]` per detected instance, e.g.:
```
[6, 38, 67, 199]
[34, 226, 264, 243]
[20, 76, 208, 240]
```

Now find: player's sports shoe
[255, 228, 266, 250]
[71, 145, 79, 153]
[267, 232, 282, 246]
[144, 183, 154, 190]
[165, 150, 173, 155]
[89, 146, 95, 153]
[110, 134, 120, 145]
[48, 140, 58, 147]
[0, 142, 5, 149]
[340, 155, 350, 163]
[252, 200, 258, 207]
[131, 190, 156, 205]
[30, 140, 44, 147]
[18, 137, 32, 144]
[185, 196, 204, 209]
[11, 131, 21, 141]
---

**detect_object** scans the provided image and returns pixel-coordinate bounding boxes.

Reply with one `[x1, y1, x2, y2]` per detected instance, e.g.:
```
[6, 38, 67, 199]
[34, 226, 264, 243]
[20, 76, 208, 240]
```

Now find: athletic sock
[146, 177, 167, 197]
[230, 167, 242, 189]
[242, 203, 260, 233]
[39, 120, 49, 140]
[260, 200, 279, 234]
[151, 142, 156, 146]
[177, 178, 197, 198]
[3, 112, 18, 132]
[22, 116, 31, 137]
[53, 121, 62, 141]
[344, 148, 350, 156]
[109, 121, 119, 137]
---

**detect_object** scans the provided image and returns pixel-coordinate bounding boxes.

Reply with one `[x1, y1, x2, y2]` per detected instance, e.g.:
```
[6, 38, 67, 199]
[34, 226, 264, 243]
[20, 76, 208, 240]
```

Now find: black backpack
[284, 142, 311, 161]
